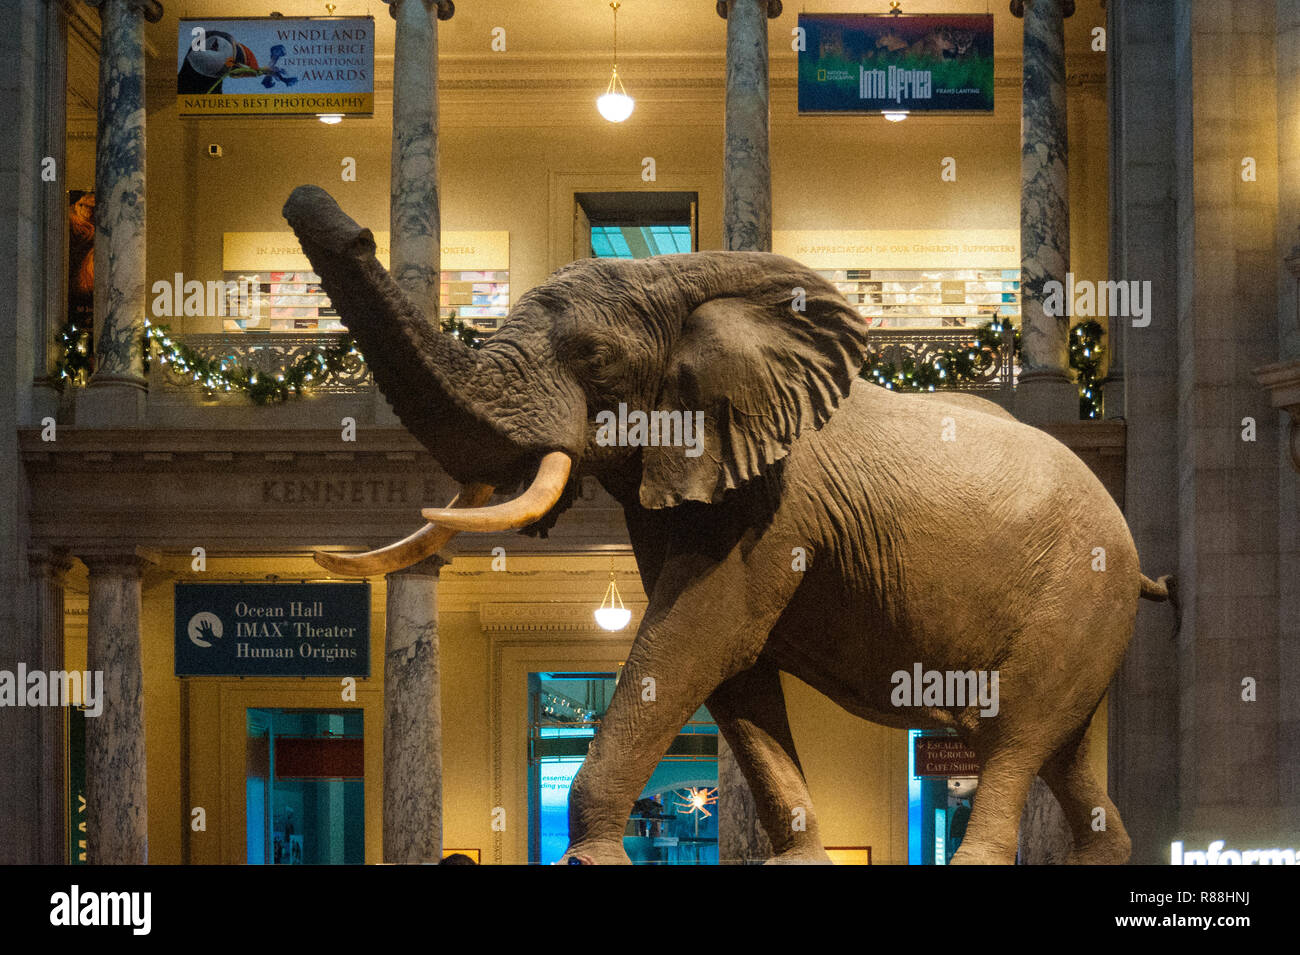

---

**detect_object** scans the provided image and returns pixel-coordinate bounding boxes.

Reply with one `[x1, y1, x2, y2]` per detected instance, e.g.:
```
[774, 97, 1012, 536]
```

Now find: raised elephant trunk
[284, 186, 583, 575]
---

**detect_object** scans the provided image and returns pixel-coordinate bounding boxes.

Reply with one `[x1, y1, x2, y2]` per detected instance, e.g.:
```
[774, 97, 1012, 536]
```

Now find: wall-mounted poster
[177, 17, 374, 117]
[67, 190, 95, 363]
[798, 13, 994, 113]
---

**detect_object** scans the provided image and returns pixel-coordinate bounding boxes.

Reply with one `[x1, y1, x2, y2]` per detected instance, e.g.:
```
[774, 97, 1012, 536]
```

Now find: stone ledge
[1255, 358, 1300, 472]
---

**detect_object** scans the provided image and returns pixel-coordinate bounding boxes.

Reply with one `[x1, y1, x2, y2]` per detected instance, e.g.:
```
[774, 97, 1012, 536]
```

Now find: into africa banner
[177, 17, 374, 118]
[798, 13, 994, 113]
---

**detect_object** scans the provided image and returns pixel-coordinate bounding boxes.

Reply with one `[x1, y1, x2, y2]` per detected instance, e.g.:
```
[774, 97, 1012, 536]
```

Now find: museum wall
[1275, 0, 1300, 811]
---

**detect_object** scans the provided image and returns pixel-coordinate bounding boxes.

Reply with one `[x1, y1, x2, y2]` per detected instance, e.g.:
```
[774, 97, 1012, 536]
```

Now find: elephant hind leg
[947, 744, 1043, 865]
[1038, 728, 1132, 865]
[706, 658, 831, 865]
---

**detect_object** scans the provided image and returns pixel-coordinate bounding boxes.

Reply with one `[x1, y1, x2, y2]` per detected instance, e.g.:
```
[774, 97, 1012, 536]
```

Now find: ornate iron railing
[149, 329, 1017, 403]
[149, 333, 371, 397]
[864, 327, 1019, 396]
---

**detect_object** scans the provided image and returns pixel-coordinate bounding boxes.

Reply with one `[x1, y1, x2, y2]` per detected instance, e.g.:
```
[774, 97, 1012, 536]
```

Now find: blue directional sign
[175, 583, 370, 677]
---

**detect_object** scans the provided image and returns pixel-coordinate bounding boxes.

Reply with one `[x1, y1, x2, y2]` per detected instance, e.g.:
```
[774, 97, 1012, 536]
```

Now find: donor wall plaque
[175, 583, 370, 677]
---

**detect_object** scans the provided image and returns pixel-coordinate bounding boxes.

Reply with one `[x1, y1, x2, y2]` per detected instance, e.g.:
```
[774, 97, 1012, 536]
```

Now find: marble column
[1012, 0, 1079, 860]
[29, 548, 74, 863]
[33, 0, 70, 423]
[720, 0, 781, 252]
[716, 0, 782, 863]
[1012, 0, 1078, 425]
[79, 548, 156, 864]
[77, 0, 162, 428]
[385, 0, 453, 321]
[383, 555, 446, 863]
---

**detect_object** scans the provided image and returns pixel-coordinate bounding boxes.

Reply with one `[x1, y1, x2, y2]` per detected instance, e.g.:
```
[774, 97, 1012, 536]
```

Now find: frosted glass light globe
[594, 606, 632, 631]
[597, 91, 634, 123]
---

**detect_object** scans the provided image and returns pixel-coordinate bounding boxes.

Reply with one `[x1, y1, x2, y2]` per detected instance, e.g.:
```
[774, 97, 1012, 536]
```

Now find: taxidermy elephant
[283, 185, 1172, 865]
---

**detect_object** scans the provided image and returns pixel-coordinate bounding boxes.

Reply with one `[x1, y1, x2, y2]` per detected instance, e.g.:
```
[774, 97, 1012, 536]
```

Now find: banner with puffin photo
[797, 13, 994, 113]
[177, 16, 373, 117]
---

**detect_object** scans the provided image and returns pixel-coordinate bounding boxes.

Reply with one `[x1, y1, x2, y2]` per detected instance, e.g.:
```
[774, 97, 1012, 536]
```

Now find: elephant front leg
[707, 659, 831, 864]
[560, 540, 800, 865]
[560, 637, 734, 865]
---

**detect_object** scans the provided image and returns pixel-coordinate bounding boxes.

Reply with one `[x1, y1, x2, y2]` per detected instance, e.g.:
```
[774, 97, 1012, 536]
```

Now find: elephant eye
[564, 333, 611, 369]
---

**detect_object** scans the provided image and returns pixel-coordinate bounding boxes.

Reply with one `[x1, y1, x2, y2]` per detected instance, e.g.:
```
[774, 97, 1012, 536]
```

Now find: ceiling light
[594, 560, 631, 631]
[597, 2, 634, 123]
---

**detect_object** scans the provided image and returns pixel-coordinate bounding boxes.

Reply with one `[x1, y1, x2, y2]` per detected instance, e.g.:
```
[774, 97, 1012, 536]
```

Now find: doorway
[527, 672, 718, 865]
[573, 191, 698, 260]
[246, 708, 364, 864]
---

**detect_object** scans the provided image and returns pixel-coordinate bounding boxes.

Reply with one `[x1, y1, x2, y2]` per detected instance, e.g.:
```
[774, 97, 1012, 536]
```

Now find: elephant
[282, 185, 1172, 865]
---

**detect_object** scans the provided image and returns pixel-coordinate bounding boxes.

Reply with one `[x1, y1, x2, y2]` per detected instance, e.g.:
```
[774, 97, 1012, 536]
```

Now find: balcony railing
[149, 333, 372, 398]
[864, 327, 1019, 396]
[147, 328, 1017, 406]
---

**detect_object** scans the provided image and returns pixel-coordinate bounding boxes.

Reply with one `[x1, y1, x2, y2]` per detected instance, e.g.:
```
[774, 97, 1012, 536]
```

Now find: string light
[861, 319, 1106, 420]
[52, 316, 486, 405]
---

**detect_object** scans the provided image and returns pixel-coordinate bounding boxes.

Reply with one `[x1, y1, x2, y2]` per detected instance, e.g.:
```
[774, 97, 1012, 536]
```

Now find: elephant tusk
[420, 452, 572, 532]
[313, 482, 494, 576]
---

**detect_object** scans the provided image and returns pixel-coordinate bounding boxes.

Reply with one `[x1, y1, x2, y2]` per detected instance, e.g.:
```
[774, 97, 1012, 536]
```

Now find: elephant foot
[556, 840, 632, 865]
[765, 845, 834, 865]
[948, 843, 1016, 865]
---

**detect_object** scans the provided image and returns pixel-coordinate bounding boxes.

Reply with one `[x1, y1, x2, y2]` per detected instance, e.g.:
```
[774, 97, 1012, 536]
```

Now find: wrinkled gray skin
[285, 185, 1164, 865]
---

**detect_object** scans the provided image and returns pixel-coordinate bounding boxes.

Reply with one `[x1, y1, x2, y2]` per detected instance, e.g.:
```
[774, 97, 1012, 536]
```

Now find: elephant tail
[1140, 573, 1181, 635]
[1139, 573, 1173, 602]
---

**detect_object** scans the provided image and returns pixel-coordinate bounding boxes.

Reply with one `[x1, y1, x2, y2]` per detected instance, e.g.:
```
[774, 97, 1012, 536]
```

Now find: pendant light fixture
[596, 2, 634, 123]
[594, 558, 632, 631]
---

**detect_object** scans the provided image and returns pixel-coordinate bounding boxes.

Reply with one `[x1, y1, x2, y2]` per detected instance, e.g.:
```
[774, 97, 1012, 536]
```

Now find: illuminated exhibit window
[822, 268, 1020, 329]
[590, 224, 693, 258]
[527, 672, 719, 865]
[574, 191, 698, 261]
[217, 268, 510, 335]
[908, 728, 977, 865]
[246, 708, 364, 865]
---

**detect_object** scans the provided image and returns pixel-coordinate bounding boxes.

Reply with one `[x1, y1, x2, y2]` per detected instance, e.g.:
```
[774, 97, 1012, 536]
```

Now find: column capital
[77, 546, 159, 577]
[1010, 0, 1075, 17]
[82, 0, 164, 23]
[385, 0, 455, 20]
[717, 0, 782, 20]
[29, 546, 75, 581]
[384, 554, 448, 580]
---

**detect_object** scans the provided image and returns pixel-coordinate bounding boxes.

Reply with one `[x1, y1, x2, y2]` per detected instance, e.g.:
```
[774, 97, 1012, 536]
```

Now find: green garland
[54, 314, 1102, 417]
[1069, 319, 1105, 419]
[861, 320, 1020, 392]
[52, 315, 485, 405]
[142, 320, 361, 404]
[52, 319, 94, 387]
[861, 318, 1105, 420]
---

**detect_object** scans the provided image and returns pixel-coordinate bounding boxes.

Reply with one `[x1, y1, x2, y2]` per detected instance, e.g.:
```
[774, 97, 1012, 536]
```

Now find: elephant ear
[640, 274, 869, 508]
